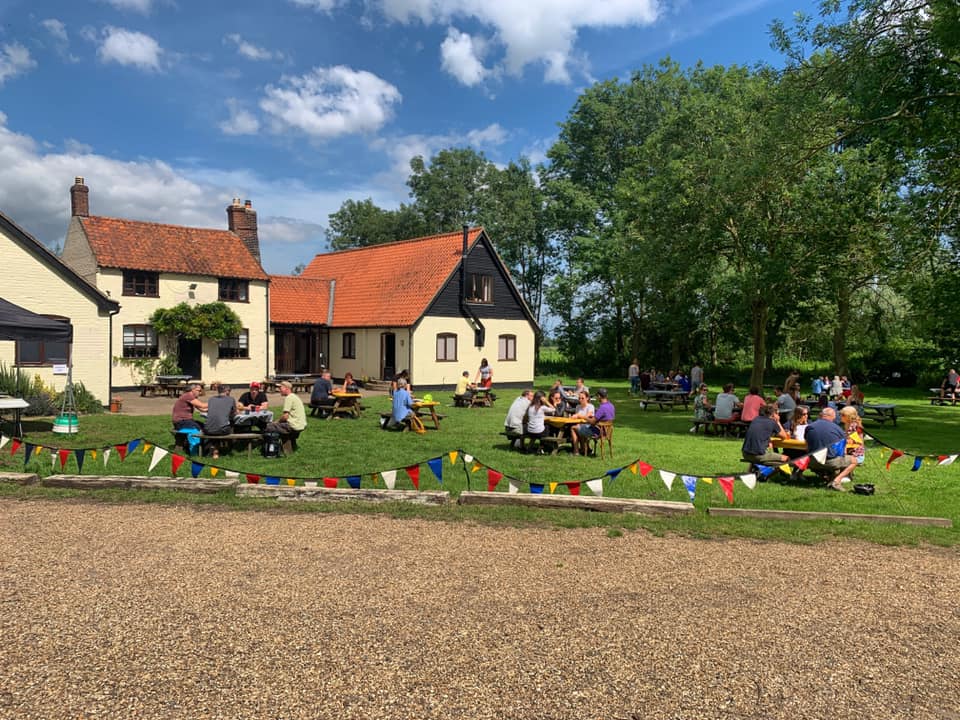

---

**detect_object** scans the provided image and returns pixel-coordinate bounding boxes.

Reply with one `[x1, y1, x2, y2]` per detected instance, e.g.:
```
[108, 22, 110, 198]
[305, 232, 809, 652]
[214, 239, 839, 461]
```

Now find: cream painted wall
[61, 217, 97, 284]
[411, 316, 535, 388]
[101, 269, 270, 388]
[329, 328, 410, 382]
[0, 227, 114, 402]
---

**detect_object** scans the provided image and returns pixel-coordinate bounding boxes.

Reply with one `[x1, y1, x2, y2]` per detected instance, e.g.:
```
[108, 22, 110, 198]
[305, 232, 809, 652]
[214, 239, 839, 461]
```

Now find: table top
[770, 437, 807, 451]
[156, 375, 194, 382]
[332, 392, 362, 398]
[413, 400, 439, 408]
[0, 397, 30, 410]
[235, 410, 273, 420]
[546, 416, 582, 426]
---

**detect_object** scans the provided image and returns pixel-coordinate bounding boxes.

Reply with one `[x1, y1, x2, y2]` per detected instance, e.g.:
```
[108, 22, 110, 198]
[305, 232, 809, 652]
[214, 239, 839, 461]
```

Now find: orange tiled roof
[80, 216, 268, 280]
[277, 228, 483, 327]
[269, 275, 332, 325]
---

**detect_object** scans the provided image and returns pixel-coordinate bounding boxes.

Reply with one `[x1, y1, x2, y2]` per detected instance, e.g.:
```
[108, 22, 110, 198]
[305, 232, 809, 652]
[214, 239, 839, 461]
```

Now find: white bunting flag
[660, 470, 676, 491]
[812, 447, 827, 464]
[51, 450, 57, 468]
[939, 455, 957, 466]
[224, 470, 239, 479]
[739, 473, 757, 490]
[103, 447, 112, 466]
[0, 434, 8, 450]
[586, 478, 604, 496]
[381, 469, 397, 490]
[148, 446, 169, 472]
[508, 479, 520, 494]
[463, 454, 474, 464]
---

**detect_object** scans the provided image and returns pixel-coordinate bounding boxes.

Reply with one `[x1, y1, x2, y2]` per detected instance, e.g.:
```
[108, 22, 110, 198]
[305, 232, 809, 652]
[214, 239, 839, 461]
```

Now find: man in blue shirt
[805, 406, 855, 490]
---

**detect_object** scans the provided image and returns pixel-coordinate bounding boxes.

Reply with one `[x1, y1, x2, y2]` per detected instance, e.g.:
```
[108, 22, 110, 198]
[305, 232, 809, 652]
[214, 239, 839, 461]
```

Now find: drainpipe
[108, 305, 120, 402]
[459, 225, 485, 348]
[265, 280, 271, 379]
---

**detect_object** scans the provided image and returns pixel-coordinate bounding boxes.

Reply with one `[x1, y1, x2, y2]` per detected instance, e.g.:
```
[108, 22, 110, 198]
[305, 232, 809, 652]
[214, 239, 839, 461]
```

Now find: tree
[408, 148, 495, 232]
[326, 199, 427, 251]
[150, 302, 242, 341]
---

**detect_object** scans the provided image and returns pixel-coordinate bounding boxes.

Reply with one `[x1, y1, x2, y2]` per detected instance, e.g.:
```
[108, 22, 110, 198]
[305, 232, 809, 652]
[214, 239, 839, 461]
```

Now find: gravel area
[2, 499, 959, 719]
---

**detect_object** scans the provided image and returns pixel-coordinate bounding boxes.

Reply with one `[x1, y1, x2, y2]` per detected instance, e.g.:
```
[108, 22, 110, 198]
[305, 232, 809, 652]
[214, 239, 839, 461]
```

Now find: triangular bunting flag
[486, 469, 502, 492]
[830, 438, 846, 457]
[448, 451, 459, 465]
[22, 443, 33, 467]
[812, 448, 828, 463]
[0, 434, 8, 450]
[51, 449, 57, 468]
[530, 483, 544, 494]
[346, 475, 361, 489]
[463, 454, 474, 464]
[224, 470, 238, 479]
[58, 448, 70, 470]
[660, 470, 675, 491]
[778, 464, 791, 476]
[428, 457, 443, 483]
[757, 465, 776, 477]
[265, 476, 280, 485]
[793, 456, 810, 471]
[508, 479, 520, 494]
[148, 446, 168, 472]
[548, 482, 558, 494]
[629, 461, 638, 475]
[701, 477, 713, 484]
[127, 439, 141, 455]
[911, 456, 923, 472]
[286, 479, 296, 486]
[210, 467, 219, 478]
[682, 475, 697, 502]
[171, 454, 185, 475]
[405, 464, 420, 490]
[381, 469, 396, 490]
[142, 443, 152, 454]
[75, 449, 86, 474]
[718, 477, 734, 505]
[638, 461, 653, 477]
[115, 444, 128, 461]
[886, 449, 904, 470]
[740, 473, 757, 490]
[102, 447, 112, 466]
[586, 478, 604, 496]
[10, 439, 21, 456]
[605, 467, 622, 480]
[567, 482, 581, 496]
[471, 461, 482, 473]
[91, 449, 97, 462]
[245, 473, 260, 484]
[939, 455, 957, 466]
[323, 477, 338, 488]
[191, 461, 203, 478]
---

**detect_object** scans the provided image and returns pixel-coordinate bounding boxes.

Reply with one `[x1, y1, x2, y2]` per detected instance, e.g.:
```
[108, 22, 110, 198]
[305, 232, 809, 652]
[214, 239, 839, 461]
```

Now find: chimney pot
[244, 199, 252, 208]
[70, 176, 90, 217]
[227, 197, 260, 264]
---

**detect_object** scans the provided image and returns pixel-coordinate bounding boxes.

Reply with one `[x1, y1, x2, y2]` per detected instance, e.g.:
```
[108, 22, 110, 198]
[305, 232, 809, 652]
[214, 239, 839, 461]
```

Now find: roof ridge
[83, 214, 236, 235]
[310, 226, 483, 260]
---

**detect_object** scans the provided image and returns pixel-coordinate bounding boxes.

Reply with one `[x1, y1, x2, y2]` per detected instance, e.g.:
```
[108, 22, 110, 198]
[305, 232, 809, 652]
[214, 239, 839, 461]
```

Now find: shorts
[810, 454, 853, 476]
[743, 450, 783, 464]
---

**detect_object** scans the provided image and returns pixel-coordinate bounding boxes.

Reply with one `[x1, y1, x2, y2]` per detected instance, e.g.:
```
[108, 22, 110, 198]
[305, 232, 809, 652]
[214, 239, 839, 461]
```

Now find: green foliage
[114, 355, 181, 386]
[0, 363, 102, 415]
[65, 381, 105, 415]
[149, 302, 242, 342]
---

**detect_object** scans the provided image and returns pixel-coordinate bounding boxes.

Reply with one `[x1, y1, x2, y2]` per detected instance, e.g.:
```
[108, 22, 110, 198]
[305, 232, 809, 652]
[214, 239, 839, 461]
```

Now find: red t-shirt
[741, 393, 765, 423]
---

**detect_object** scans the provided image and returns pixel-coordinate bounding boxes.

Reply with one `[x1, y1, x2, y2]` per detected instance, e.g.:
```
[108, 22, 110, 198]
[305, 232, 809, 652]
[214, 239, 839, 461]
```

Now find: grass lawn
[2, 381, 959, 546]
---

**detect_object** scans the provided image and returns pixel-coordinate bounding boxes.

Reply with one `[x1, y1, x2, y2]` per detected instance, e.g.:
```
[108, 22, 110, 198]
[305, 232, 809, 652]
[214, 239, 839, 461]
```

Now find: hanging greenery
[149, 302, 242, 341]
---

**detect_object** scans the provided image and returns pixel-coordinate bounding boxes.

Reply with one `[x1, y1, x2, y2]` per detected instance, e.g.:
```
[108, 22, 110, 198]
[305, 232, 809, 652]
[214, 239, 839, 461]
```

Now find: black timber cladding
[425, 235, 529, 321]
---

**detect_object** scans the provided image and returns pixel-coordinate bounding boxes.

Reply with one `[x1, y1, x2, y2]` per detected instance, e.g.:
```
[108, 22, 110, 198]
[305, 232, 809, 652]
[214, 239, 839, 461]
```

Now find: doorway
[178, 338, 202, 379]
[380, 332, 396, 380]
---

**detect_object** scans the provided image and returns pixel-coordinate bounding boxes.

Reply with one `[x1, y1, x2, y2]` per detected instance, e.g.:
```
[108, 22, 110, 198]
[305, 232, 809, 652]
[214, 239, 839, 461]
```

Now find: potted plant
[109, 397, 123, 413]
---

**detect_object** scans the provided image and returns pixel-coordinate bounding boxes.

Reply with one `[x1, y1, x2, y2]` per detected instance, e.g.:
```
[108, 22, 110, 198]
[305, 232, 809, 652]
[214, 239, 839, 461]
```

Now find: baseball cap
[596, 388, 608, 398]
[250, 381, 260, 389]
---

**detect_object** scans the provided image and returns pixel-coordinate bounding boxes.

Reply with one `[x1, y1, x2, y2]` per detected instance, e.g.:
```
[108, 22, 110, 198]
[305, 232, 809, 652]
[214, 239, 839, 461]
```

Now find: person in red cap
[237, 381, 269, 413]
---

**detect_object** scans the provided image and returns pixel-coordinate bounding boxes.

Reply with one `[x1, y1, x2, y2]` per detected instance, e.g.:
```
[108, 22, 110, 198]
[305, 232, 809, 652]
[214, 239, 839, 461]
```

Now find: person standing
[628, 359, 641, 395]
[475, 358, 493, 388]
[690, 362, 704, 390]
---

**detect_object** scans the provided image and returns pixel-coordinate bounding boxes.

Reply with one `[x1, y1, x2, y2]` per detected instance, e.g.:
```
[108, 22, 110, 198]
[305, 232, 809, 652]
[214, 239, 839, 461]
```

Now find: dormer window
[466, 273, 493, 304]
[122, 270, 159, 297]
[219, 278, 249, 302]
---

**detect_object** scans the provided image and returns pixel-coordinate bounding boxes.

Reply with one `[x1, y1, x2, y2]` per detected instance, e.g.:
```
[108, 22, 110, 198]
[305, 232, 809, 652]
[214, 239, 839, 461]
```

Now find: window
[466, 273, 493, 303]
[218, 278, 249, 302]
[218, 329, 249, 359]
[122, 324, 158, 358]
[122, 270, 159, 297]
[498, 334, 517, 362]
[436, 333, 457, 362]
[16, 315, 70, 366]
[342, 332, 356, 359]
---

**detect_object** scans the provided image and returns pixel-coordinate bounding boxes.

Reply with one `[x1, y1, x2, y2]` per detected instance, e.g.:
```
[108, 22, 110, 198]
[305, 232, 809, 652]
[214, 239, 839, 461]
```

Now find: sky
[0, 0, 823, 275]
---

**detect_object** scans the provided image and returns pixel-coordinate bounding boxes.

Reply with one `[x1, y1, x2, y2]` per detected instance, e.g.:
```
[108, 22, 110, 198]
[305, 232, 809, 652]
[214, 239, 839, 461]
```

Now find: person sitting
[740, 386, 765, 423]
[571, 388, 615, 456]
[776, 385, 797, 424]
[386, 377, 423, 432]
[172, 383, 206, 432]
[503, 389, 533, 449]
[573, 377, 590, 397]
[691, 384, 714, 432]
[675, 371, 691, 395]
[545, 388, 567, 417]
[714, 383, 742, 422]
[839, 405, 865, 468]
[238, 381, 269, 412]
[805, 406, 856, 490]
[203, 384, 237, 459]
[390, 369, 410, 397]
[264, 381, 307, 450]
[341, 371, 359, 394]
[453, 370, 476, 407]
[310, 371, 335, 417]
[940, 368, 958, 404]
[848, 383, 864, 406]
[523, 391, 549, 454]
[569, 389, 596, 456]
[781, 405, 810, 459]
[741, 403, 789, 467]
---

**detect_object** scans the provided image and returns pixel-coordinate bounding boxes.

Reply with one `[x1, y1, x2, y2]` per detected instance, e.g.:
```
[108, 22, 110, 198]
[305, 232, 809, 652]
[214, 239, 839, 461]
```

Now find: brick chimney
[70, 176, 89, 217]
[227, 198, 260, 262]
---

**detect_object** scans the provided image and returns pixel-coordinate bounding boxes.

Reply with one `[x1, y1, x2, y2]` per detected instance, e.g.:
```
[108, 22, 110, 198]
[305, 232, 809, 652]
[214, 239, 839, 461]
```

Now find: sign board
[52, 364, 69, 375]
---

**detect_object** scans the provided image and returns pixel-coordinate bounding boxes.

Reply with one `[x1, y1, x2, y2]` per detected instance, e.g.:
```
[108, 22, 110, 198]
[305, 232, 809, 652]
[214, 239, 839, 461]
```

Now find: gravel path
[2, 499, 958, 719]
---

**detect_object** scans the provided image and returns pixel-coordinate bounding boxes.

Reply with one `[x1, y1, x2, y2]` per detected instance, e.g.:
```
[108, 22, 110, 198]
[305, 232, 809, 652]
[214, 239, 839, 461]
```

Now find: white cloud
[41, 19, 68, 43]
[224, 33, 281, 62]
[288, 0, 340, 10]
[440, 28, 487, 86]
[0, 43, 36, 85]
[98, 27, 162, 70]
[220, 99, 261, 136]
[260, 66, 401, 139]
[376, 0, 660, 83]
[100, 0, 156, 13]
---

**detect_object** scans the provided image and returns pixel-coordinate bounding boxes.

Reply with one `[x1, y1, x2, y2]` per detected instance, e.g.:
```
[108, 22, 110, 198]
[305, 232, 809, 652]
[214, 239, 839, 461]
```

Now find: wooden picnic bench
[171, 430, 263, 458]
[860, 403, 897, 426]
[640, 391, 690, 411]
[690, 418, 748, 437]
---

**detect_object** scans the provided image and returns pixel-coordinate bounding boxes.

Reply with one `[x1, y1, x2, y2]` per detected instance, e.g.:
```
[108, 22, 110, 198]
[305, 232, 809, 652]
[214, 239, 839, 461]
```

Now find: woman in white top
[524, 391, 548, 455]
[570, 390, 596, 456]
[830, 375, 843, 401]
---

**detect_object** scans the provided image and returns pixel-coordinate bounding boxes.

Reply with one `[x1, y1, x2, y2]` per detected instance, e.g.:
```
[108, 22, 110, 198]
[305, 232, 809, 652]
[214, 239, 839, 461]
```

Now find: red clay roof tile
[80, 216, 268, 280]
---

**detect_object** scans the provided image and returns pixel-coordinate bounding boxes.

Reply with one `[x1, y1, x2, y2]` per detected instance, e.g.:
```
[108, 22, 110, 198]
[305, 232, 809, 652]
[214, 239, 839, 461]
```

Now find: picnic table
[470, 388, 496, 407]
[640, 389, 690, 411]
[770, 437, 807, 452]
[413, 400, 443, 430]
[232, 409, 273, 429]
[543, 416, 579, 455]
[329, 391, 363, 419]
[0, 396, 30, 437]
[860, 403, 897, 426]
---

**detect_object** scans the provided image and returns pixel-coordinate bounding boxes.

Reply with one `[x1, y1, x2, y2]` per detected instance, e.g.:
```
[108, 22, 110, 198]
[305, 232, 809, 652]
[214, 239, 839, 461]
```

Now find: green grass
[2, 380, 959, 545]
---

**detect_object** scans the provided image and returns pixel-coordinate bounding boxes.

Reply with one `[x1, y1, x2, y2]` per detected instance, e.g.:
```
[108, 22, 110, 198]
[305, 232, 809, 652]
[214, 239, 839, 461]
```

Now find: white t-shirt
[714, 392, 739, 419]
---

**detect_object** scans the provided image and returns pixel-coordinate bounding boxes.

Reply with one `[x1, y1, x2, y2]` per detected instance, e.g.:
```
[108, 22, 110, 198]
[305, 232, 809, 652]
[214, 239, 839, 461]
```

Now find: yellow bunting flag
[629, 461, 638, 475]
[701, 477, 713, 484]
[91, 449, 97, 461]
[209, 467, 219, 477]
[286, 478, 296, 486]
[371, 473, 379, 486]
[549, 482, 558, 494]
[779, 464, 792, 476]
[448, 450, 459, 465]
[471, 461, 482, 472]
[143, 443, 152, 453]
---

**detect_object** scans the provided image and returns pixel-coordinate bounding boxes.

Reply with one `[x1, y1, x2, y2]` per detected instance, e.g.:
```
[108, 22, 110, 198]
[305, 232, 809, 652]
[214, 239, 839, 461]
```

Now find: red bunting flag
[323, 477, 338, 488]
[793, 456, 810, 471]
[637, 461, 653, 477]
[114, 444, 128, 461]
[718, 476, 734, 504]
[487, 469, 503, 492]
[58, 449, 70, 470]
[245, 473, 260, 484]
[10, 439, 21, 456]
[171, 454, 185, 475]
[886, 449, 904, 470]
[567, 482, 581, 496]
[405, 464, 420, 490]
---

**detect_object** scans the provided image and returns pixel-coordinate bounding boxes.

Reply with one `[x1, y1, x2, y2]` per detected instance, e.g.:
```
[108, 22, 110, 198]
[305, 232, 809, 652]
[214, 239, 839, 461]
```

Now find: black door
[381, 332, 395, 380]
[178, 338, 202, 379]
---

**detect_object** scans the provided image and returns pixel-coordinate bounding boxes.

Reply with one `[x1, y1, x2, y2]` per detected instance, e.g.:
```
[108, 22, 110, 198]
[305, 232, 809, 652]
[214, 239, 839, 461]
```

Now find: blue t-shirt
[804, 418, 846, 458]
[392, 388, 414, 424]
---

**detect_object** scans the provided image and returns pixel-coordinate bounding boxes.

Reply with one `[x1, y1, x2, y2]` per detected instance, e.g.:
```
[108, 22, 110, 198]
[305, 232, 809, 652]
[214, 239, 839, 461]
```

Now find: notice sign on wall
[52, 364, 68, 375]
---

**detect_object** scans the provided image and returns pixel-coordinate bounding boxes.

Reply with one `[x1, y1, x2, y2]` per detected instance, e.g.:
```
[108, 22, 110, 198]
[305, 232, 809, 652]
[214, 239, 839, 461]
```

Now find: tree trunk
[749, 298, 768, 390]
[670, 337, 681, 372]
[832, 284, 851, 376]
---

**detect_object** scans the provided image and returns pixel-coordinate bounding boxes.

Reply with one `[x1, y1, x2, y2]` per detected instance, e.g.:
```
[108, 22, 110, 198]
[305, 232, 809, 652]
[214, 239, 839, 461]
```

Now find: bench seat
[171, 430, 263, 458]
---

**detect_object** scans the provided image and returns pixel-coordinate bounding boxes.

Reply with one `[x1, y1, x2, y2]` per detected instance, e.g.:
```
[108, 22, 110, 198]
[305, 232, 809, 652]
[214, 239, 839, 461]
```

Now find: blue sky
[0, 0, 821, 274]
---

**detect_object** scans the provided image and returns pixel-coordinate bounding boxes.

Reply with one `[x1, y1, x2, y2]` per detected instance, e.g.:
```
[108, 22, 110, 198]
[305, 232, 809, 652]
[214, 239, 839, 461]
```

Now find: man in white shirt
[714, 383, 742, 420]
[503, 389, 533, 450]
